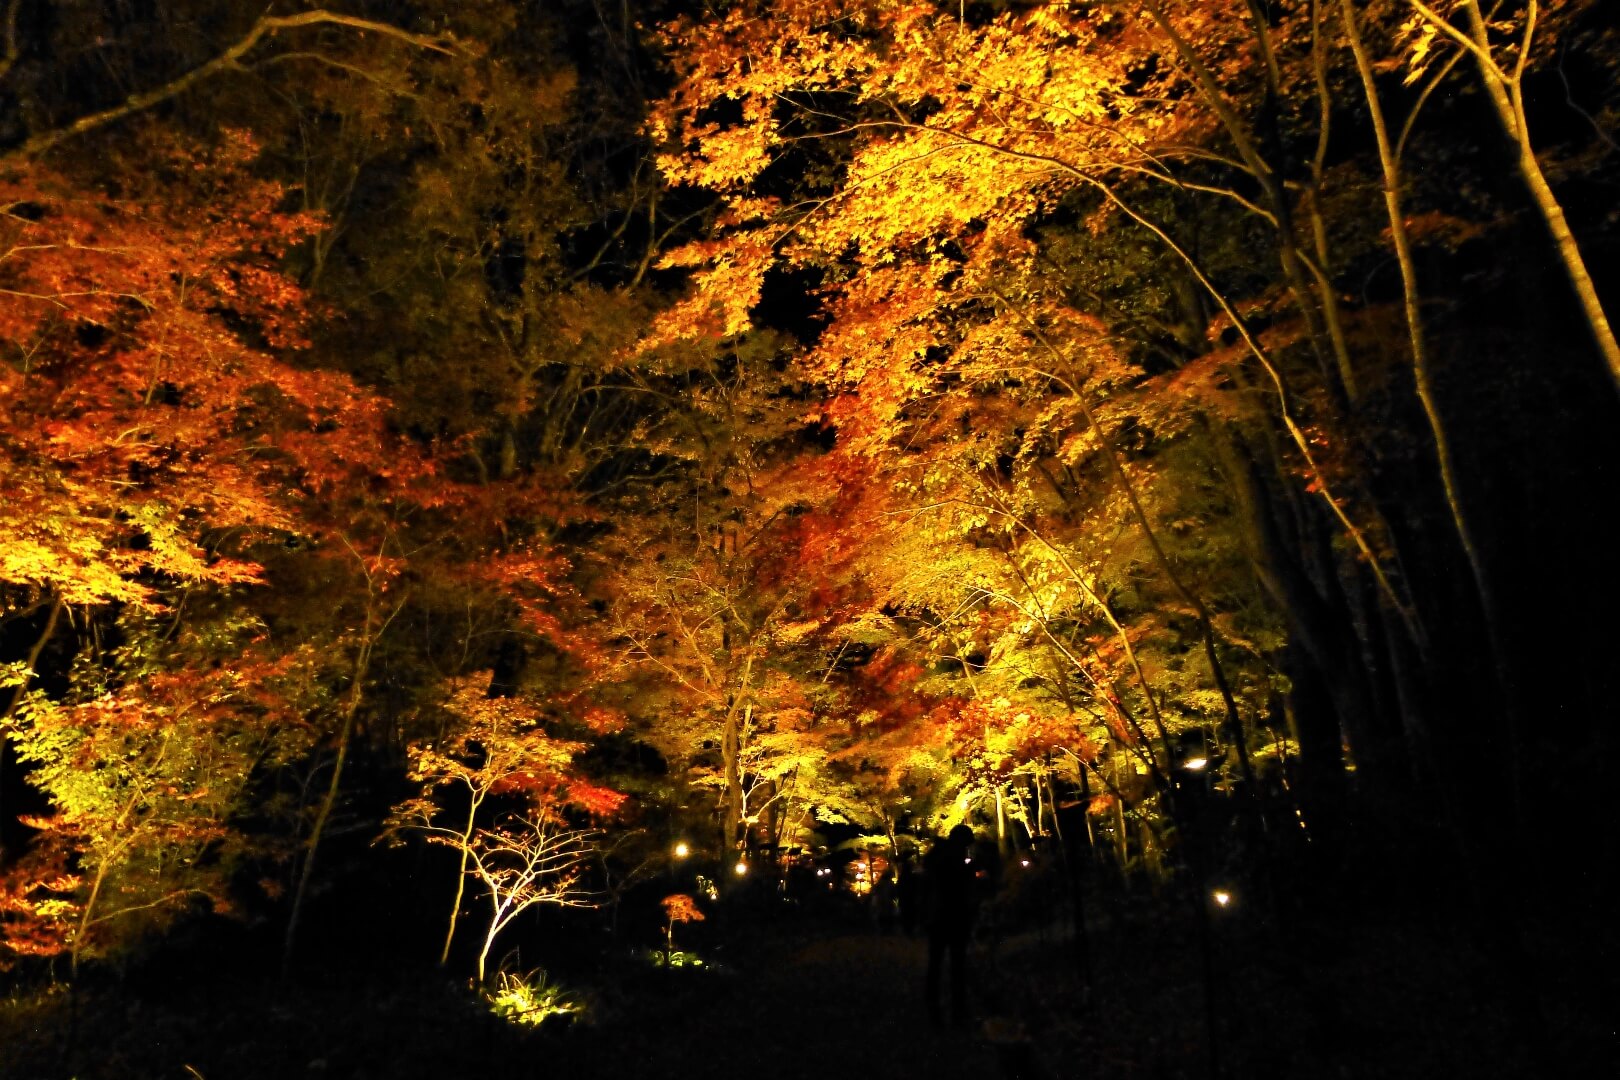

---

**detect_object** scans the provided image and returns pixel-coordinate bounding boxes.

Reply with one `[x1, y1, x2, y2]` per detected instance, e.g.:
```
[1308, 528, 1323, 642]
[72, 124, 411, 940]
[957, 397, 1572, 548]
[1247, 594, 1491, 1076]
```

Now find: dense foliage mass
[2, 0, 1616, 1072]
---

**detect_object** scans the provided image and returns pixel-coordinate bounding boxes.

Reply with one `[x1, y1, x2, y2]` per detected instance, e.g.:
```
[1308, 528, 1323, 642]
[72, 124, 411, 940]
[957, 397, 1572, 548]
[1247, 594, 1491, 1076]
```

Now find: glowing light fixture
[1184, 757, 1209, 771]
[734, 859, 748, 876]
[1020, 859, 1031, 868]
[1213, 889, 1232, 907]
[674, 841, 690, 859]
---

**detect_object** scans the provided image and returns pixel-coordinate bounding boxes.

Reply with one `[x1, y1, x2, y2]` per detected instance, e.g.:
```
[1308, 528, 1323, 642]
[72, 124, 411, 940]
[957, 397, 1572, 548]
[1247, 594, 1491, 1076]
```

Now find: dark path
[0, 923, 1049, 1080]
[7, 906, 1602, 1079]
[547, 930, 1029, 1080]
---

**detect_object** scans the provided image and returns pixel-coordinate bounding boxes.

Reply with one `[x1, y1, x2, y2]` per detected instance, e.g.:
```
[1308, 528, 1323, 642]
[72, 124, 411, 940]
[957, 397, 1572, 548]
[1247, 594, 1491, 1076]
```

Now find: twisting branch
[1135, 0, 1347, 400]
[1070, 172, 1424, 645]
[11, 10, 457, 161]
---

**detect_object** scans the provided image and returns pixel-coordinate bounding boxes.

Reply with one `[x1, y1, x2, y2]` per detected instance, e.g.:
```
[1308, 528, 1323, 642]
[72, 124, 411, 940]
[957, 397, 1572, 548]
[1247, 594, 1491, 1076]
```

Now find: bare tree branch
[10, 10, 456, 161]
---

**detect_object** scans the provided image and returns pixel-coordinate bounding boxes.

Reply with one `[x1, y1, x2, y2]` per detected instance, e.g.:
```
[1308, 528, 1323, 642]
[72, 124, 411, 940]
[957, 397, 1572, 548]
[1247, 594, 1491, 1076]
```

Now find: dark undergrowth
[977, 893, 1614, 1080]
[1, 877, 1612, 1080]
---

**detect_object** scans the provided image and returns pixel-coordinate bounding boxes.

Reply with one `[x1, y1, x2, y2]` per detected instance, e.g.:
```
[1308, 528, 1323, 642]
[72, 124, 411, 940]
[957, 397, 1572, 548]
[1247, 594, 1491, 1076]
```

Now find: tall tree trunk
[720, 655, 753, 855]
[1342, 0, 1519, 808]
[994, 784, 1008, 855]
[440, 794, 481, 968]
[284, 580, 400, 970]
[1223, 431, 1368, 815]
[1281, 648, 1347, 844]
[1440, 0, 1620, 393]
[282, 691, 360, 971]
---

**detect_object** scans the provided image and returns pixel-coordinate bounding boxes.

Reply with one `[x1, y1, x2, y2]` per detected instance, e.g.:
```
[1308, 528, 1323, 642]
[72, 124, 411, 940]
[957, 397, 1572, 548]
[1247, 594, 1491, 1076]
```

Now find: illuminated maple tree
[639, 0, 1610, 868]
[390, 679, 618, 981]
[2, 617, 325, 972]
[660, 891, 704, 957]
[0, 125, 439, 968]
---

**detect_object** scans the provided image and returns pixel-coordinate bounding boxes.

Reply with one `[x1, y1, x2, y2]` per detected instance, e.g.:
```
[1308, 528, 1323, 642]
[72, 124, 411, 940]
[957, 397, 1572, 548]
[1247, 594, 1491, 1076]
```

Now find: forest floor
[0, 892, 1611, 1079]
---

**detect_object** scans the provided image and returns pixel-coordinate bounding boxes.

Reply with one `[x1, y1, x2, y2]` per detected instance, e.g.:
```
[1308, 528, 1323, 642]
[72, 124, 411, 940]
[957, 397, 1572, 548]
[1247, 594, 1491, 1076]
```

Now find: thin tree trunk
[70, 844, 119, 979]
[282, 694, 360, 970]
[284, 581, 402, 970]
[70, 859, 113, 980]
[994, 785, 1008, 854]
[1341, 0, 1495, 638]
[477, 901, 510, 984]
[1445, 0, 1620, 393]
[69, 791, 141, 979]
[1150, 1, 1351, 404]
[720, 655, 753, 855]
[1304, 0, 1359, 401]
[440, 795, 480, 967]
[1032, 773, 1046, 839]
[1050, 778, 1093, 996]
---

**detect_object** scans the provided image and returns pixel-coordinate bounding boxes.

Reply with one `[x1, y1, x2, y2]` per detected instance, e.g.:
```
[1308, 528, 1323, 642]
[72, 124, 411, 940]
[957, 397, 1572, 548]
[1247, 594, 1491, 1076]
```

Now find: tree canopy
[2, 1, 1617, 1073]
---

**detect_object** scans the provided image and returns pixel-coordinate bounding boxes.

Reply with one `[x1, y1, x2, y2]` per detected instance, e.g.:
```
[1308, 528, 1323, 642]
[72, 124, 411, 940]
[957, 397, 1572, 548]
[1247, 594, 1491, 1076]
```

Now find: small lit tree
[388, 676, 624, 978]
[464, 817, 601, 983]
[390, 680, 581, 966]
[660, 892, 704, 963]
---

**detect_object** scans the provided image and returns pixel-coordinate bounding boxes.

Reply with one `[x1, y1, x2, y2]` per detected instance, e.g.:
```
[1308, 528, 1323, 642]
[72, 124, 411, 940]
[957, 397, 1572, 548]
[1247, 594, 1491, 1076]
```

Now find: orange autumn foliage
[1, 133, 425, 609]
[660, 892, 704, 925]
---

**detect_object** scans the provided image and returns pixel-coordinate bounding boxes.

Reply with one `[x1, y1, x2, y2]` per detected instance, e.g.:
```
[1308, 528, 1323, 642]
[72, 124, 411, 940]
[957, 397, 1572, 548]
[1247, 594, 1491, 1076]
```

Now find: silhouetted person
[923, 824, 978, 1027]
